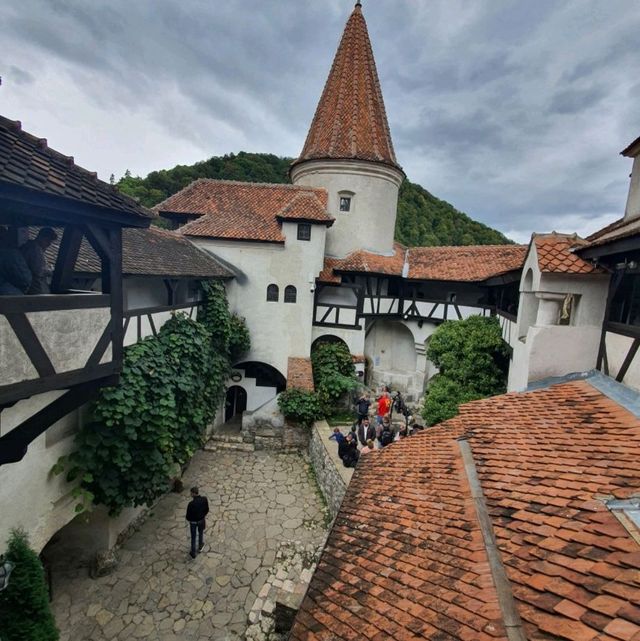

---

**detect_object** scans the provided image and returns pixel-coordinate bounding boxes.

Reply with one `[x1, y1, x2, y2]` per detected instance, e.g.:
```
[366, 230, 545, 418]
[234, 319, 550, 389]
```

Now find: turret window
[339, 196, 352, 212]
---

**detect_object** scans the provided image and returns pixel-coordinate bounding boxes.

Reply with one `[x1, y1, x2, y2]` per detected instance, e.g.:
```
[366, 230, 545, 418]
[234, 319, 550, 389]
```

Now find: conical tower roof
[292, 2, 402, 173]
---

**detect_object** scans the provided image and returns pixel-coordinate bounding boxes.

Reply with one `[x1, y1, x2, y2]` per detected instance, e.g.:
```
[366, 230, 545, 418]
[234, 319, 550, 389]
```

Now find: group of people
[0, 227, 58, 295]
[330, 387, 423, 468]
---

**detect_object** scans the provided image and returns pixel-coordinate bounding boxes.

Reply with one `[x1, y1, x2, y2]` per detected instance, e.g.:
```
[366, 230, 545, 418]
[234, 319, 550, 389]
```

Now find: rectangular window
[297, 223, 311, 241]
[340, 197, 351, 212]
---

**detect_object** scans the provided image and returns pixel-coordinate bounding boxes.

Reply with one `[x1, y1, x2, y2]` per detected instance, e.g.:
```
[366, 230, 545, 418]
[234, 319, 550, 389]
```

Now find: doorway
[225, 385, 247, 424]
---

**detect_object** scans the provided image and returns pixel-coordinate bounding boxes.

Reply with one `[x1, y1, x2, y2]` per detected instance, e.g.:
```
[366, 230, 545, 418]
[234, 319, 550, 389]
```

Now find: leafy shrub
[311, 342, 357, 415]
[277, 389, 321, 428]
[0, 530, 59, 641]
[423, 316, 509, 425]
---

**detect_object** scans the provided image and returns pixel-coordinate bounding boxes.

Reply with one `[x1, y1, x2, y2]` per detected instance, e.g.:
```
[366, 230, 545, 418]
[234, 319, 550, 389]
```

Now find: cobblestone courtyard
[50, 450, 329, 641]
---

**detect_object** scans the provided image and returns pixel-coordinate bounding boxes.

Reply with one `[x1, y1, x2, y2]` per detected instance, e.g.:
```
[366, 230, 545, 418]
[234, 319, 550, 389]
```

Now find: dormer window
[338, 191, 355, 214]
[297, 223, 311, 241]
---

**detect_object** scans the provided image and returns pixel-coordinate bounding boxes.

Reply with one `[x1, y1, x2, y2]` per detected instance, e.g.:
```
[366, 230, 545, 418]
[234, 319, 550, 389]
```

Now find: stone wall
[308, 421, 353, 519]
[242, 397, 310, 451]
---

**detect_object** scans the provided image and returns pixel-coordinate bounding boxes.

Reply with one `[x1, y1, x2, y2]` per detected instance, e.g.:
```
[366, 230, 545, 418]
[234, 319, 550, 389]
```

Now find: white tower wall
[291, 159, 403, 258]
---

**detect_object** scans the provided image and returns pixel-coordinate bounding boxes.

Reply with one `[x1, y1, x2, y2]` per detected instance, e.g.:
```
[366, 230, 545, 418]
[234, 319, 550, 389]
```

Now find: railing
[123, 301, 202, 345]
[497, 309, 518, 349]
[0, 293, 114, 405]
[313, 303, 359, 329]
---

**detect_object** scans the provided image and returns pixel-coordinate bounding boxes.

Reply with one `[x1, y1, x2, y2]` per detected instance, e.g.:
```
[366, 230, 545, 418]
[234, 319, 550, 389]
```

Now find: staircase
[204, 431, 255, 453]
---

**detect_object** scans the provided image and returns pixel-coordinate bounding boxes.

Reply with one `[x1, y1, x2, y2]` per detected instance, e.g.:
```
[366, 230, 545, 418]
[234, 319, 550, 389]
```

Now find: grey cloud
[1, 0, 639, 241]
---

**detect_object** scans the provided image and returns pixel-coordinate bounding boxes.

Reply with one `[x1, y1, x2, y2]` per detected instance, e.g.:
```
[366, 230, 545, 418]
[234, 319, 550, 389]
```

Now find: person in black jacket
[185, 486, 209, 558]
[357, 416, 376, 447]
[339, 433, 360, 468]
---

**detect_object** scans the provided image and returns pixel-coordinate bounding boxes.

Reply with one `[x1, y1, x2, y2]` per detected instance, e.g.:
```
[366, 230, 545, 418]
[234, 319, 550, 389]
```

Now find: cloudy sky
[1, 0, 639, 242]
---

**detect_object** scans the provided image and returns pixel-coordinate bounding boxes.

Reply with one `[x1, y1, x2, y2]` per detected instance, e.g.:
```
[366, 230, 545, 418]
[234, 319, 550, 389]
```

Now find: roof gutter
[458, 437, 528, 641]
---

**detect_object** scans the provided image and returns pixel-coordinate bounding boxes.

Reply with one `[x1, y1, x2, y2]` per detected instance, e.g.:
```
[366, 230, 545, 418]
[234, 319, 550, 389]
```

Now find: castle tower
[290, 1, 404, 258]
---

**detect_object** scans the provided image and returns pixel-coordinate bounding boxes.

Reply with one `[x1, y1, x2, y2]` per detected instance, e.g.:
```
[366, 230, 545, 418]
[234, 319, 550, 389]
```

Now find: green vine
[55, 281, 249, 516]
[311, 342, 357, 415]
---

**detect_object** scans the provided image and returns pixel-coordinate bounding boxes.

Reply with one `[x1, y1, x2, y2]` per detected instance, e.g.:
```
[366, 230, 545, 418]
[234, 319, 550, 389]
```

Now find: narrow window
[284, 285, 297, 304]
[267, 284, 279, 302]
[339, 196, 351, 212]
[297, 223, 311, 241]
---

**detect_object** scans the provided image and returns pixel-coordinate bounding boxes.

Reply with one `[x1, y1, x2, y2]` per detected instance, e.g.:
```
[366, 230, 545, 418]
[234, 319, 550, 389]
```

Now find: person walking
[379, 417, 395, 448]
[185, 486, 209, 559]
[376, 389, 391, 426]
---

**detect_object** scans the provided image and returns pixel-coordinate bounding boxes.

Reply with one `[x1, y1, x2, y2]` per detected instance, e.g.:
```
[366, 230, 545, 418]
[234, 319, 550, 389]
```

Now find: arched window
[266, 284, 279, 302]
[284, 285, 297, 304]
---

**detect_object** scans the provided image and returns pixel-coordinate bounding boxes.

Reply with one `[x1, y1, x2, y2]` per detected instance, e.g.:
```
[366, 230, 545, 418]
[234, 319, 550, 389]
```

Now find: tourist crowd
[329, 388, 423, 468]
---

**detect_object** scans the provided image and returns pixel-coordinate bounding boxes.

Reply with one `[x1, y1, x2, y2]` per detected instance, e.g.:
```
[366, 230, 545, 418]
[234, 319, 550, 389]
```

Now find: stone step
[204, 440, 255, 453]
[209, 432, 244, 443]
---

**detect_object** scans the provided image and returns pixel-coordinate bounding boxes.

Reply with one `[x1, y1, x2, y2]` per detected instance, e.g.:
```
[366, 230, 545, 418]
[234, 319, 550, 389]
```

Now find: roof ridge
[191, 178, 324, 192]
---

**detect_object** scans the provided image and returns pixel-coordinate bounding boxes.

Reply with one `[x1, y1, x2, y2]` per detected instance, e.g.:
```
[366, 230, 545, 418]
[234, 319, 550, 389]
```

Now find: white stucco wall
[508, 243, 610, 391]
[291, 159, 403, 258]
[0, 392, 81, 553]
[192, 222, 326, 379]
[604, 332, 640, 392]
[625, 155, 640, 220]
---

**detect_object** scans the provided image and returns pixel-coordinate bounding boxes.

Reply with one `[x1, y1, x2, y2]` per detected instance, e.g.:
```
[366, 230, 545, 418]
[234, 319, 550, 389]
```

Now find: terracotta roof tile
[319, 243, 526, 283]
[291, 380, 640, 641]
[408, 245, 526, 281]
[155, 180, 332, 243]
[293, 4, 401, 173]
[0, 115, 153, 220]
[287, 357, 315, 392]
[534, 233, 602, 274]
[46, 226, 232, 279]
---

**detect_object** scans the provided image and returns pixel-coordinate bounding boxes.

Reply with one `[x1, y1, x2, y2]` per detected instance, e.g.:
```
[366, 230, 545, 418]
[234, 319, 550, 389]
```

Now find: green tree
[0, 530, 59, 641]
[112, 152, 511, 245]
[423, 316, 509, 425]
[277, 388, 322, 428]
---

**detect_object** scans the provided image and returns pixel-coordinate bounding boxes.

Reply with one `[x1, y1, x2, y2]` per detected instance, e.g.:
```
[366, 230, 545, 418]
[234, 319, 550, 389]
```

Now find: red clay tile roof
[291, 380, 640, 641]
[408, 245, 526, 281]
[46, 226, 232, 279]
[621, 135, 640, 157]
[534, 233, 601, 274]
[292, 4, 402, 173]
[0, 115, 153, 221]
[155, 180, 332, 243]
[582, 216, 640, 251]
[319, 244, 526, 283]
[287, 357, 315, 392]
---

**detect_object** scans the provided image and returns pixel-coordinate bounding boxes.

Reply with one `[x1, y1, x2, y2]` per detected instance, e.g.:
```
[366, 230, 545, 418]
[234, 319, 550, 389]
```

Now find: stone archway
[364, 320, 421, 396]
[311, 334, 349, 353]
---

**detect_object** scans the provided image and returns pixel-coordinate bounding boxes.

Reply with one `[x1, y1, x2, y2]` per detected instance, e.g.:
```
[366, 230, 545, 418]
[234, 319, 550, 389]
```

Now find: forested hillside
[116, 152, 511, 246]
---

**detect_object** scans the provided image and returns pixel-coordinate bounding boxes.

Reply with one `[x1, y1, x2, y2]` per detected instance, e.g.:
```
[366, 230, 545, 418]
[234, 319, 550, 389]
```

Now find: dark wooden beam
[0, 378, 115, 465]
[51, 226, 84, 294]
[616, 338, 640, 383]
[0, 362, 118, 407]
[0, 294, 109, 314]
[109, 228, 124, 364]
[5, 313, 56, 377]
[86, 320, 113, 367]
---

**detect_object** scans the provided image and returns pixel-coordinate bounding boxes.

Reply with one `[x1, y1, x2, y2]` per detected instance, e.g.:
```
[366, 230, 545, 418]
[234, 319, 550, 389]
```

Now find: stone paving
[50, 450, 329, 641]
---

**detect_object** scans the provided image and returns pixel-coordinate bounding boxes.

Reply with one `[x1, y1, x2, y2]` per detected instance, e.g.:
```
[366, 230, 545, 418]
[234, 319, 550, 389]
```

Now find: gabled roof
[621, 135, 640, 158]
[291, 379, 640, 641]
[292, 3, 402, 173]
[533, 233, 602, 274]
[581, 216, 640, 253]
[155, 180, 332, 243]
[0, 115, 153, 222]
[319, 243, 526, 283]
[46, 226, 232, 279]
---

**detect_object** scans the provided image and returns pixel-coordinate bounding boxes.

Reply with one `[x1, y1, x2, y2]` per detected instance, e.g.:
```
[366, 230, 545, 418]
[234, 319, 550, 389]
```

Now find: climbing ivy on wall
[56, 282, 250, 516]
[311, 342, 357, 415]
